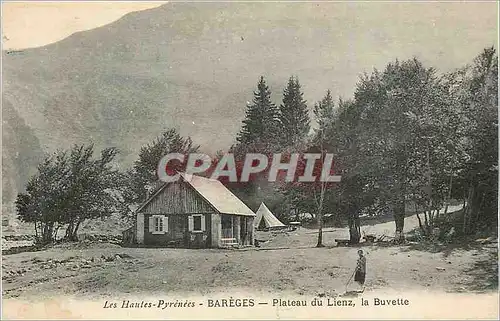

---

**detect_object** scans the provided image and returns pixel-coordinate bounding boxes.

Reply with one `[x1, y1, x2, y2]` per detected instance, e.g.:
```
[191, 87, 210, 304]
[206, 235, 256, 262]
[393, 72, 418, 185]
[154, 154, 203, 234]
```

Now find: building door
[221, 214, 239, 246]
[240, 217, 247, 245]
[221, 215, 233, 239]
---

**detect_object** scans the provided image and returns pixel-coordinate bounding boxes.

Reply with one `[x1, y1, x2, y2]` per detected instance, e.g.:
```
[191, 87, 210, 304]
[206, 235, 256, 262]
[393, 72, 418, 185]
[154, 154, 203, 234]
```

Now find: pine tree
[237, 76, 280, 147]
[313, 90, 335, 132]
[278, 76, 311, 148]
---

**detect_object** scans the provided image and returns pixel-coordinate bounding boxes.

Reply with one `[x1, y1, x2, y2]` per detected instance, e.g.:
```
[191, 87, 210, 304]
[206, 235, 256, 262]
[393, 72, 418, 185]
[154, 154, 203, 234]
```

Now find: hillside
[2, 2, 324, 211]
[2, 2, 497, 216]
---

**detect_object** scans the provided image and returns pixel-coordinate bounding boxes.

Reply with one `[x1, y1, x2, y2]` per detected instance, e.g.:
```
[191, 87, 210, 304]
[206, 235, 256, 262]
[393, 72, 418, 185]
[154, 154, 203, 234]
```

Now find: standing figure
[354, 249, 366, 292]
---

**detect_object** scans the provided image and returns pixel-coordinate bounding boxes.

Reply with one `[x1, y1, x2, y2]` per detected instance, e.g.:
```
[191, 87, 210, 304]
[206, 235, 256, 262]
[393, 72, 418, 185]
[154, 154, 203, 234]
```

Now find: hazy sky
[2, 2, 498, 55]
[2, 2, 166, 50]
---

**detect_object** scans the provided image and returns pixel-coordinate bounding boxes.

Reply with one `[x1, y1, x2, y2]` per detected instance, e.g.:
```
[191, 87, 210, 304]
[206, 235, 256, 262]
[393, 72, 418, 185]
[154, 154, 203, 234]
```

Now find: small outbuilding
[254, 202, 287, 231]
[125, 173, 256, 248]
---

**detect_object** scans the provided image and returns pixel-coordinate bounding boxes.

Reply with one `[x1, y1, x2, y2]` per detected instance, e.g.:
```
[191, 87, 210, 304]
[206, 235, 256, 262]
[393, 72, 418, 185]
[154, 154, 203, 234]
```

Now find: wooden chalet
[124, 173, 256, 248]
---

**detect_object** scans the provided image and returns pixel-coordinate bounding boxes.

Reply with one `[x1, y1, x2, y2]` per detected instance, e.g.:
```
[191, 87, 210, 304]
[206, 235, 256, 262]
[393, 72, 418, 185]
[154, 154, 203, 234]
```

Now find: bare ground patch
[2, 210, 497, 300]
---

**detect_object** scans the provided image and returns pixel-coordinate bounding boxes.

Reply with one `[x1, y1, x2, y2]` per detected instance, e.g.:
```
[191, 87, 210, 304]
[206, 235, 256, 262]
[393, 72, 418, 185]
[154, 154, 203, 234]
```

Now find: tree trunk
[414, 202, 425, 234]
[42, 223, 48, 240]
[40, 221, 55, 245]
[416, 212, 424, 234]
[48, 224, 54, 243]
[65, 220, 74, 240]
[71, 219, 83, 241]
[444, 175, 453, 215]
[316, 130, 326, 248]
[425, 142, 433, 234]
[393, 148, 407, 243]
[393, 199, 405, 243]
[471, 189, 485, 233]
[34, 219, 39, 241]
[316, 211, 324, 247]
[348, 208, 361, 244]
[463, 185, 475, 234]
[53, 224, 60, 241]
[316, 183, 325, 248]
[415, 204, 425, 235]
[462, 189, 469, 234]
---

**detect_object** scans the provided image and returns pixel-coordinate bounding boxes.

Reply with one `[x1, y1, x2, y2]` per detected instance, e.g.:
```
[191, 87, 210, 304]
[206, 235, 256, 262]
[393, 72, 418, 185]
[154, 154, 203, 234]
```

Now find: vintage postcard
[1, 1, 499, 320]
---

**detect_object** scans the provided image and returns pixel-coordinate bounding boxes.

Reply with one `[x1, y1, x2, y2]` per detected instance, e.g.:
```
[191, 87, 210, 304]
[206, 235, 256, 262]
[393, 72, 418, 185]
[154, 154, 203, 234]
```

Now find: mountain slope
[2, 2, 497, 216]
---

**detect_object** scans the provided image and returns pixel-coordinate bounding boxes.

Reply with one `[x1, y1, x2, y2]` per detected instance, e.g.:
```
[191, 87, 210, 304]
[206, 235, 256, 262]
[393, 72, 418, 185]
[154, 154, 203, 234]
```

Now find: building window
[151, 215, 166, 234]
[154, 216, 164, 232]
[189, 214, 205, 233]
[193, 215, 202, 232]
[149, 215, 167, 235]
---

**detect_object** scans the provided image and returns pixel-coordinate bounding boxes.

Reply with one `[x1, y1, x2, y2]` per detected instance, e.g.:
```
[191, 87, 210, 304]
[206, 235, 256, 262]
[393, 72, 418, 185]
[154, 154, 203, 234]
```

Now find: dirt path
[2, 205, 496, 300]
[255, 205, 464, 249]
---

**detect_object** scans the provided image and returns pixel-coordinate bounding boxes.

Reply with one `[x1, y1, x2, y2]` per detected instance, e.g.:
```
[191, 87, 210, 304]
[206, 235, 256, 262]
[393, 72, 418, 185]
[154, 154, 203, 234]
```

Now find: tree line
[16, 47, 498, 246]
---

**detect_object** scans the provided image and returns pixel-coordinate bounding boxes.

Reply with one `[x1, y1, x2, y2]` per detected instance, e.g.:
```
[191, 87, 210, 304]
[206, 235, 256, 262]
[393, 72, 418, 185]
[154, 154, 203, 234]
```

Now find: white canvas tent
[254, 202, 286, 230]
